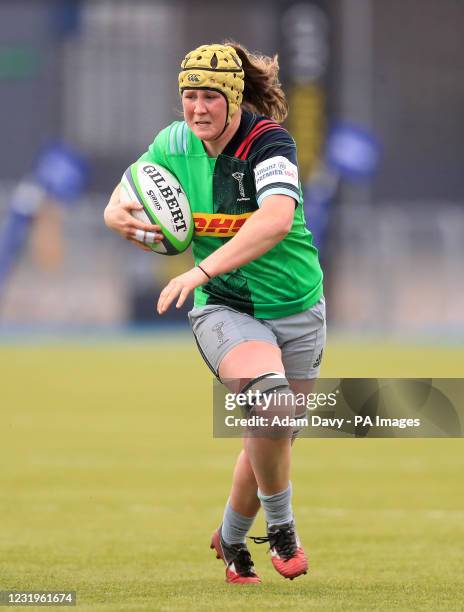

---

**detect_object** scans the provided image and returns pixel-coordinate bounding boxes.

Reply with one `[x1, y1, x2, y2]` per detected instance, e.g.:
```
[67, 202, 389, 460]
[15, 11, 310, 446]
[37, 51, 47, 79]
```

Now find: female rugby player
[104, 42, 325, 584]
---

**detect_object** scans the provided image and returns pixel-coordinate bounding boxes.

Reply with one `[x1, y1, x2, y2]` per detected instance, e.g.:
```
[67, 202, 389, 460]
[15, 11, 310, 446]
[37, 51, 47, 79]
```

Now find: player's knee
[241, 372, 296, 438]
[291, 409, 307, 442]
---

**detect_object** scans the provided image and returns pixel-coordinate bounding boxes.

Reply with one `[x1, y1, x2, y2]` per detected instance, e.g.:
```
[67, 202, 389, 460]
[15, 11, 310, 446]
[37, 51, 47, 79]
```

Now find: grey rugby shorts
[188, 297, 326, 380]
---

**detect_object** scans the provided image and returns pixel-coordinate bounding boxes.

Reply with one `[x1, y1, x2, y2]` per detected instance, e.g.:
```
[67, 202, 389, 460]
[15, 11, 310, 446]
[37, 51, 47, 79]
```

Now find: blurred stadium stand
[0, 0, 463, 337]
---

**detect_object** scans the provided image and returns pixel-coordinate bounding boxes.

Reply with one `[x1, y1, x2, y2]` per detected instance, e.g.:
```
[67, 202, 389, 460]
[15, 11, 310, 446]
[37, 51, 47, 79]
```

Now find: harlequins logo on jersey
[232, 172, 249, 202]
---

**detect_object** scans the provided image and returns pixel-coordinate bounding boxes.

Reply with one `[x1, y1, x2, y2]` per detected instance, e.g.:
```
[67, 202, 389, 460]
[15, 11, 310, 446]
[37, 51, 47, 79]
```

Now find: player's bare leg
[214, 342, 310, 580]
[210, 341, 281, 583]
[229, 378, 316, 516]
[229, 449, 261, 517]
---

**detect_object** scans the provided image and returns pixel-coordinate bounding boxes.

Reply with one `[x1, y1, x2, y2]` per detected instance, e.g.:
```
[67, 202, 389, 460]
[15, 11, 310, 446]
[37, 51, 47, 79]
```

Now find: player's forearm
[105, 184, 120, 211]
[103, 184, 121, 228]
[200, 210, 291, 278]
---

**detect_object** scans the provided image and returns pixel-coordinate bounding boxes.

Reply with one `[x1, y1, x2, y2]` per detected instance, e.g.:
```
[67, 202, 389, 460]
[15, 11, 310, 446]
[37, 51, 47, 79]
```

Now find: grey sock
[257, 482, 293, 527]
[221, 499, 256, 545]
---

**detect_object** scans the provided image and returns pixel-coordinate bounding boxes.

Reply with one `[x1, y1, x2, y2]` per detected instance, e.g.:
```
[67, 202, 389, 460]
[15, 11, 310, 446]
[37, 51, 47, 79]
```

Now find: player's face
[182, 89, 227, 141]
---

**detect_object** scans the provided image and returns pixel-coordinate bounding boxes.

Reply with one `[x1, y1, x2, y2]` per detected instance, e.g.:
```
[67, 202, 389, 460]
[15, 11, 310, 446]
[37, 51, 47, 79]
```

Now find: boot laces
[227, 544, 256, 577]
[250, 524, 298, 561]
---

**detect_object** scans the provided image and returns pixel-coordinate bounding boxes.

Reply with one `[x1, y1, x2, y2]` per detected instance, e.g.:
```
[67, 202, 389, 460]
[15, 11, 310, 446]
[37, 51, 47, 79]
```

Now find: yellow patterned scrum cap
[178, 44, 245, 123]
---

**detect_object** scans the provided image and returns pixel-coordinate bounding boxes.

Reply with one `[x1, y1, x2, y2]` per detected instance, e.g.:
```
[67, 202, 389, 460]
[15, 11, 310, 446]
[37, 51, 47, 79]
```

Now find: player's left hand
[157, 267, 209, 314]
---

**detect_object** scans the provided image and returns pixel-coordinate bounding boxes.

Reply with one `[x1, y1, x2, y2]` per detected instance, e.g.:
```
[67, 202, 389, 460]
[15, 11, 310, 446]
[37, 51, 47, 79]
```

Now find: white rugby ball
[120, 161, 193, 255]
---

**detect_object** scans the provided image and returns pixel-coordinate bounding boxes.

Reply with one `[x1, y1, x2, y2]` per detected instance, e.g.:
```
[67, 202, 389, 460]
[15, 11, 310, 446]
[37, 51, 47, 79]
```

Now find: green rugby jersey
[138, 111, 323, 319]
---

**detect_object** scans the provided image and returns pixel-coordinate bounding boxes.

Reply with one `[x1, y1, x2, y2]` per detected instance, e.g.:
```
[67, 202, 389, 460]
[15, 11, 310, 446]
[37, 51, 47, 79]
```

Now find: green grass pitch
[0, 336, 463, 610]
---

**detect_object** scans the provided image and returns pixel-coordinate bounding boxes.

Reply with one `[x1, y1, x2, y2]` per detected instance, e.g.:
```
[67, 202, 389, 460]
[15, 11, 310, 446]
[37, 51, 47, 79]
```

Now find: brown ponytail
[224, 41, 288, 123]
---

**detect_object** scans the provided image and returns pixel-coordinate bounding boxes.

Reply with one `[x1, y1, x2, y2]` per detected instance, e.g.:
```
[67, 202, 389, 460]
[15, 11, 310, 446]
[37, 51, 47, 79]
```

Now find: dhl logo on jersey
[193, 212, 253, 237]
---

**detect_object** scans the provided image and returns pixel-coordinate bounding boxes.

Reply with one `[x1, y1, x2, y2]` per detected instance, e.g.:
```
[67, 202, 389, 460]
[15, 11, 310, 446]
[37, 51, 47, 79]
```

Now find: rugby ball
[120, 161, 193, 255]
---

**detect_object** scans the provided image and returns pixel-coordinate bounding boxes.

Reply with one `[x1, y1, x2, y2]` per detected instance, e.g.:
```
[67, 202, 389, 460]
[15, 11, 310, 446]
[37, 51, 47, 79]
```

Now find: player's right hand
[104, 187, 163, 252]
